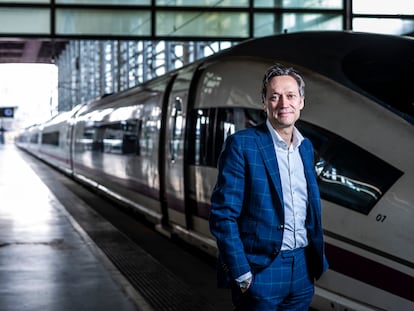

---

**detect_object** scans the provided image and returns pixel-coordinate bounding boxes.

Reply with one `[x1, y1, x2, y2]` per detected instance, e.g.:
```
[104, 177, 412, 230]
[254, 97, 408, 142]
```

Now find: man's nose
[278, 95, 288, 106]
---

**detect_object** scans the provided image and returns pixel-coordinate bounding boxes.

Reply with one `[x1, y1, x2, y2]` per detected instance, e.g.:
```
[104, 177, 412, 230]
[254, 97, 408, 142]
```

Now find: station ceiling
[0, 39, 68, 64]
[0, 4, 411, 65]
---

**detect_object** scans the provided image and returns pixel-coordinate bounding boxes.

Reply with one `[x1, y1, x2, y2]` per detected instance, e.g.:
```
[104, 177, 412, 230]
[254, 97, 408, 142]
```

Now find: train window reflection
[190, 108, 402, 212]
[81, 120, 138, 154]
[170, 97, 183, 162]
[214, 107, 265, 166]
[42, 131, 59, 146]
[191, 107, 265, 167]
[194, 109, 214, 166]
[297, 120, 403, 214]
[30, 133, 39, 144]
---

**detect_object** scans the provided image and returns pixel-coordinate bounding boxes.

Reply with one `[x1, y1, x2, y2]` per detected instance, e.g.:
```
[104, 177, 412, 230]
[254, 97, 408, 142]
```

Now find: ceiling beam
[21, 40, 42, 63]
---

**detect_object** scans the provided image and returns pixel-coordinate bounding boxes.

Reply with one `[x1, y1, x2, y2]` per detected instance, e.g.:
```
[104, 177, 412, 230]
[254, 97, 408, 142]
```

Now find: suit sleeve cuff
[235, 271, 252, 283]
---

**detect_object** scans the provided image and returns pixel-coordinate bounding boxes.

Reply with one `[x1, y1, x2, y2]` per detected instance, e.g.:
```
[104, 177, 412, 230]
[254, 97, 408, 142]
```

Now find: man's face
[264, 75, 304, 131]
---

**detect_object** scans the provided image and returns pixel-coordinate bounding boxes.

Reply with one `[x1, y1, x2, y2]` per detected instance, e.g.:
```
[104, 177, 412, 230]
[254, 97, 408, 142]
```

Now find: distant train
[16, 31, 414, 311]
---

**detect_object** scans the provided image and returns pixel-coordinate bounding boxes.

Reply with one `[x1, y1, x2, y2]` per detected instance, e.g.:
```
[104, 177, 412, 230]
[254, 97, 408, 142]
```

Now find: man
[209, 64, 328, 310]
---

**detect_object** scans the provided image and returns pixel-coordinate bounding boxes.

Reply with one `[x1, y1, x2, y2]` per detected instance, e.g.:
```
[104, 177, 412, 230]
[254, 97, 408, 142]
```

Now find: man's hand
[239, 277, 252, 293]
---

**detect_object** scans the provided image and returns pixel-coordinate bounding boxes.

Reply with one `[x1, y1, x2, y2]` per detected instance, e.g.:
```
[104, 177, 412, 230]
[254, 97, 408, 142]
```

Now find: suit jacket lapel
[299, 139, 320, 228]
[255, 124, 284, 207]
[299, 140, 315, 189]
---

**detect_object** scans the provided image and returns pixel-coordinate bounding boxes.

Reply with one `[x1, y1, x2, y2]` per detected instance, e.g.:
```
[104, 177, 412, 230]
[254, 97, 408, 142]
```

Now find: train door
[183, 59, 269, 254]
[162, 66, 195, 231]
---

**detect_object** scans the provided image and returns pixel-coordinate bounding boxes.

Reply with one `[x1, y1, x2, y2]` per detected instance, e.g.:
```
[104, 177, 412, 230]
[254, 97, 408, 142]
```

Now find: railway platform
[0, 143, 149, 311]
[0, 142, 221, 311]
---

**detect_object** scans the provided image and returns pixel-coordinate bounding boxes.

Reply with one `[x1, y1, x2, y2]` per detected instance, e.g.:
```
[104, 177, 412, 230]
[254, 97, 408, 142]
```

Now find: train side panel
[15, 125, 41, 154]
[300, 69, 414, 311]
[37, 111, 73, 173]
[71, 77, 172, 223]
[184, 56, 414, 310]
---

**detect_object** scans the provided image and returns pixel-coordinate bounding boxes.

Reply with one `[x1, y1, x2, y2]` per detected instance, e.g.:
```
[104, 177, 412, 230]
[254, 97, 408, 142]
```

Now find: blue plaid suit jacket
[209, 122, 328, 288]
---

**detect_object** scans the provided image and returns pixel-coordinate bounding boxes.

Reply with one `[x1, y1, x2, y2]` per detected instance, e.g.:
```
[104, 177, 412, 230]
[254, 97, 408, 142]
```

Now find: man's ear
[299, 97, 305, 110]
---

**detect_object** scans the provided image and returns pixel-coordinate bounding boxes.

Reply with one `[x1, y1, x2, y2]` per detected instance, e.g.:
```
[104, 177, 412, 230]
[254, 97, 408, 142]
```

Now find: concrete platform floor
[0, 143, 146, 311]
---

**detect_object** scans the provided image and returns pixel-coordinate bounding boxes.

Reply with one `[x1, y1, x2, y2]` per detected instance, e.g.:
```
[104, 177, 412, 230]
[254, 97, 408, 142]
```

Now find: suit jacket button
[277, 224, 284, 230]
[272, 250, 278, 256]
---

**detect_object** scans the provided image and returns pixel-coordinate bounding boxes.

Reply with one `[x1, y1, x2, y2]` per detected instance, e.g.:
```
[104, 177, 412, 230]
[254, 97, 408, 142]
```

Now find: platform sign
[0, 107, 14, 118]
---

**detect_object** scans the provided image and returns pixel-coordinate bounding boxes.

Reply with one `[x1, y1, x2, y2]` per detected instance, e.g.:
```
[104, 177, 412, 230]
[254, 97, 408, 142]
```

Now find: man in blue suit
[210, 64, 328, 310]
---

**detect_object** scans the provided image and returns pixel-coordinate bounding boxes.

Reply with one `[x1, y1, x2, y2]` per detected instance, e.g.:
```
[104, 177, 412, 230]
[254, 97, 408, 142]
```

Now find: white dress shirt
[266, 120, 309, 250]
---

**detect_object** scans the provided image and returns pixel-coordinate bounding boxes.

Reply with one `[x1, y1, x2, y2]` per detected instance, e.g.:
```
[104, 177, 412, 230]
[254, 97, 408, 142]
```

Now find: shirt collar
[266, 119, 304, 150]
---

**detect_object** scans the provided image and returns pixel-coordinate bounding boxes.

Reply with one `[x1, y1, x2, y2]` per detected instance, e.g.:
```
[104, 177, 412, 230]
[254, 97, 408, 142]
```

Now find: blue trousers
[232, 248, 314, 310]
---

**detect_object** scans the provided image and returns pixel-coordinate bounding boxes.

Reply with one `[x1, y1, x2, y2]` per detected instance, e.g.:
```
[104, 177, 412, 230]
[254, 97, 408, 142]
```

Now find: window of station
[254, 13, 342, 36]
[156, 0, 249, 7]
[297, 120, 403, 214]
[156, 11, 249, 38]
[254, 0, 342, 8]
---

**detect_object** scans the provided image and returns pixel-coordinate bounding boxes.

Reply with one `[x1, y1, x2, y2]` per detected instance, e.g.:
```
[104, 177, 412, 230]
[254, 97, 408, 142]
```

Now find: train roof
[66, 31, 414, 125]
[219, 31, 414, 125]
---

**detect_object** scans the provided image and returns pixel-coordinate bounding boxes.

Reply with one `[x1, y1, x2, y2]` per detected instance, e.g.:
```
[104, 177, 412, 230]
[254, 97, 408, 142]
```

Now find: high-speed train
[16, 31, 414, 310]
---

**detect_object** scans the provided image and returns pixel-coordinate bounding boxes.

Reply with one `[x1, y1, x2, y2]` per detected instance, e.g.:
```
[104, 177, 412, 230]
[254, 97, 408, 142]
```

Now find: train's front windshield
[342, 39, 414, 124]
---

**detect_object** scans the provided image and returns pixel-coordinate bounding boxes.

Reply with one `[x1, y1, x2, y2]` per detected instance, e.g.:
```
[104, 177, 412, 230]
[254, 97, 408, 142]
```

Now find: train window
[194, 59, 268, 110]
[102, 121, 138, 154]
[193, 108, 215, 166]
[41, 131, 59, 146]
[214, 107, 265, 166]
[190, 107, 265, 167]
[80, 127, 99, 152]
[297, 120, 403, 214]
[170, 97, 184, 162]
[138, 105, 162, 157]
[30, 133, 39, 144]
[81, 119, 139, 154]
